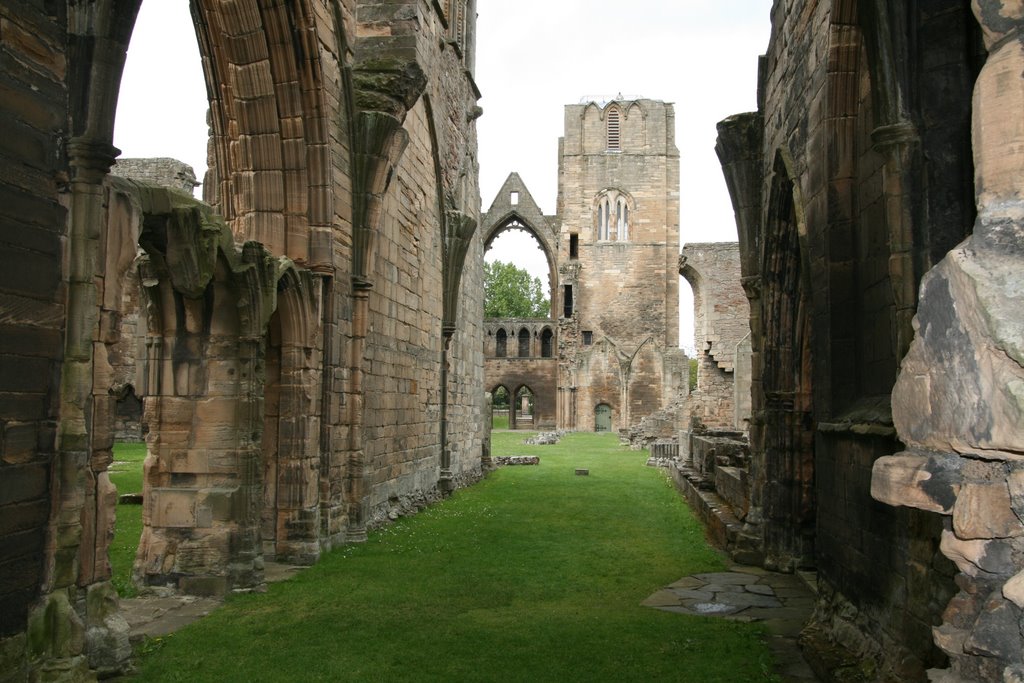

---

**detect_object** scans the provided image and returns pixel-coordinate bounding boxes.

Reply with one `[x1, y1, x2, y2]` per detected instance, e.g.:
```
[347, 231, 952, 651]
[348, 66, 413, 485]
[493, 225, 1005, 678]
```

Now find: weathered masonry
[0, 1, 485, 679]
[484, 100, 686, 434]
[716, 1, 1024, 681]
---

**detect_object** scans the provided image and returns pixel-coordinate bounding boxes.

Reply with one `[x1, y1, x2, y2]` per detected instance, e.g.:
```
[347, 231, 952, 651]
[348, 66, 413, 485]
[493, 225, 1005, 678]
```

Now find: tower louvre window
[606, 108, 620, 150]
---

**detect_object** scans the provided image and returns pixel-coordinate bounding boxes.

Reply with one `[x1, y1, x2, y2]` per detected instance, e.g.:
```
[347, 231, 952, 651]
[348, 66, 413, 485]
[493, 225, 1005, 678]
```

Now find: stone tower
[555, 98, 684, 432]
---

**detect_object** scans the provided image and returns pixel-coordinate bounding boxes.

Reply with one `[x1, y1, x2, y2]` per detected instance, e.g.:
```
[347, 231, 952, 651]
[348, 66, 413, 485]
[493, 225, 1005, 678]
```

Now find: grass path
[130, 432, 778, 681]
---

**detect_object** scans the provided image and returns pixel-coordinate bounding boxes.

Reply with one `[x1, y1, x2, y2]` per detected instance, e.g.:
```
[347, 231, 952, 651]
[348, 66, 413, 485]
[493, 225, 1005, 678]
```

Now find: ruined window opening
[607, 107, 621, 150]
[541, 328, 553, 357]
[595, 190, 631, 241]
[563, 285, 573, 317]
[518, 328, 530, 357]
[495, 328, 507, 357]
[582, 330, 593, 345]
[510, 191, 519, 205]
[569, 233, 579, 259]
[617, 198, 629, 241]
[597, 200, 609, 240]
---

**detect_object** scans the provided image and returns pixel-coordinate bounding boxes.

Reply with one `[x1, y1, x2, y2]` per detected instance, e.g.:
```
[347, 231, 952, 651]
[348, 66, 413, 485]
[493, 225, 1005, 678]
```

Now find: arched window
[606, 107, 620, 150]
[541, 328, 553, 357]
[518, 328, 530, 357]
[617, 196, 629, 241]
[495, 328, 507, 357]
[594, 189, 632, 241]
[597, 196, 610, 240]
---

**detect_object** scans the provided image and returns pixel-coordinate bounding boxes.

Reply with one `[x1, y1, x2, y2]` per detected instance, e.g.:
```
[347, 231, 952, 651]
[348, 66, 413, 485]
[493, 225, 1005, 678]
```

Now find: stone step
[714, 465, 749, 519]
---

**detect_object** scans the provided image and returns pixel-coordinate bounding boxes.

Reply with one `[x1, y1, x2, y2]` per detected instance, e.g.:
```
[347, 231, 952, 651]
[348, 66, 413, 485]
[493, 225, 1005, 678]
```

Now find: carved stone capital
[67, 137, 120, 184]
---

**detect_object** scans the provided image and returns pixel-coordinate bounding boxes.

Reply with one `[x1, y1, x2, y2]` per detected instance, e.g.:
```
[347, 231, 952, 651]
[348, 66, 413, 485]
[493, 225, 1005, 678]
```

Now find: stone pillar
[872, 3, 1024, 680]
[28, 137, 132, 680]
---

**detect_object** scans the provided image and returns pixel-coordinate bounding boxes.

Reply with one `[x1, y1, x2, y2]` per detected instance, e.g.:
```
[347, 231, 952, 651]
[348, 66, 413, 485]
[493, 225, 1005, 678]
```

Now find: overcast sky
[114, 1, 772, 353]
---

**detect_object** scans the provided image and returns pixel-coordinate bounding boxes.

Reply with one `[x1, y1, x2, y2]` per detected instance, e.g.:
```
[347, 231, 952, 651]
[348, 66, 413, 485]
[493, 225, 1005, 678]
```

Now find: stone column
[872, 3, 1024, 680]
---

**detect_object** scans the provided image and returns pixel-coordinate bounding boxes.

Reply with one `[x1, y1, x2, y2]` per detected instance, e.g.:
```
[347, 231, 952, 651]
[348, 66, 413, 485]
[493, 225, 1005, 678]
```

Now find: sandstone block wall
[717, 0, 988, 679]
[0, 1, 486, 678]
[556, 99, 682, 432]
[110, 158, 199, 195]
[678, 242, 750, 430]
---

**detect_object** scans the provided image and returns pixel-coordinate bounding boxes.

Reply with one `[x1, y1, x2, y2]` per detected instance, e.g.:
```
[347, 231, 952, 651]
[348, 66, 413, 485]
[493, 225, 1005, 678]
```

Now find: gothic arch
[593, 188, 635, 242]
[484, 211, 558, 277]
[483, 210, 558, 318]
[758, 148, 815, 571]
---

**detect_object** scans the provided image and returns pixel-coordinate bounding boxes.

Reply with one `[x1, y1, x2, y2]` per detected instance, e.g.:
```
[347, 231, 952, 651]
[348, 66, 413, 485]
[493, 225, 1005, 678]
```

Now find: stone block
[715, 465, 749, 518]
[953, 480, 1023, 540]
[870, 451, 961, 514]
[149, 488, 198, 528]
[178, 575, 228, 597]
[963, 592, 1021, 660]
[940, 530, 1016, 578]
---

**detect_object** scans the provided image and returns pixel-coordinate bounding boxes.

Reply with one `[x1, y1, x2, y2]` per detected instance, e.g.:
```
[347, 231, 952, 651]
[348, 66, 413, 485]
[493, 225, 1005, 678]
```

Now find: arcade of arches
[1, 1, 1023, 681]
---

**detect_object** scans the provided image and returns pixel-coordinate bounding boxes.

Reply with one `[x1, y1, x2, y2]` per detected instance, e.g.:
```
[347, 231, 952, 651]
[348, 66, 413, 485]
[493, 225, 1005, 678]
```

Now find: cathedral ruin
[483, 99, 686, 435]
[1, 1, 1022, 681]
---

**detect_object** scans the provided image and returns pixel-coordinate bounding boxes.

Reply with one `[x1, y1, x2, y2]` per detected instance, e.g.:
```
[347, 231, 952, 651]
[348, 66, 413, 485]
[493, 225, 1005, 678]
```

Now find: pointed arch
[594, 188, 635, 242]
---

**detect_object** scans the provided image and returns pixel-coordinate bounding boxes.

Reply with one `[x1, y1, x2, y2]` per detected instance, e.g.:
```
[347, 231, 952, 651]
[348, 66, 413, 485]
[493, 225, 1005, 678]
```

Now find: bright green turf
[109, 441, 146, 597]
[131, 432, 779, 682]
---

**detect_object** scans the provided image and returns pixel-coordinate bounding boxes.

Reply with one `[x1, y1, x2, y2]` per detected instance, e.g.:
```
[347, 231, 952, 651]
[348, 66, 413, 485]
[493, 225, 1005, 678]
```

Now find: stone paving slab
[643, 566, 820, 682]
[119, 561, 305, 644]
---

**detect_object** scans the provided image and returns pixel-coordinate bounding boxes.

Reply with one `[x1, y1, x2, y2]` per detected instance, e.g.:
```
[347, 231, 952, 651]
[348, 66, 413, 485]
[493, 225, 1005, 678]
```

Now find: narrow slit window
[563, 285, 573, 318]
[569, 233, 579, 259]
[510, 191, 519, 205]
[582, 330, 593, 345]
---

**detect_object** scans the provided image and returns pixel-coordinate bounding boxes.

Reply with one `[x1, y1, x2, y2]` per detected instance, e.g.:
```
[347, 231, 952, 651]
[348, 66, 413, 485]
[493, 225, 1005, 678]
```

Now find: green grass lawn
[492, 413, 509, 429]
[109, 441, 146, 597]
[131, 432, 779, 681]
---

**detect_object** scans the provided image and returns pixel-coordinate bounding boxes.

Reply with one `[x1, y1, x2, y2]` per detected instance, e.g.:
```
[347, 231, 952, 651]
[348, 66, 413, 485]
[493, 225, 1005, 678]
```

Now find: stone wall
[0, 5, 69, 678]
[870, 4, 1024, 680]
[110, 158, 199, 195]
[484, 320, 558, 429]
[0, 1, 486, 679]
[716, 0, 989, 679]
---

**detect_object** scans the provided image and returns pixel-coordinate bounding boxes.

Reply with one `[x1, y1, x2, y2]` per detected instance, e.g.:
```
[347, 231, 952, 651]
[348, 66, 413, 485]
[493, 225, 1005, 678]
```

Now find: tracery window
[594, 189, 633, 242]
[518, 328, 530, 357]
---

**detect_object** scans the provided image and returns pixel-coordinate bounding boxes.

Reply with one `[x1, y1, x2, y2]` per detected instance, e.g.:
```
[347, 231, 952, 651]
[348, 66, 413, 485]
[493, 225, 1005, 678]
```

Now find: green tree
[484, 260, 549, 318]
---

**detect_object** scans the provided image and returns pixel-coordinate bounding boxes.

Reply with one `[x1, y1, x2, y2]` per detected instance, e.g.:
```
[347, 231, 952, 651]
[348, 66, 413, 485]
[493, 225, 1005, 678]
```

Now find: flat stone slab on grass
[642, 566, 819, 682]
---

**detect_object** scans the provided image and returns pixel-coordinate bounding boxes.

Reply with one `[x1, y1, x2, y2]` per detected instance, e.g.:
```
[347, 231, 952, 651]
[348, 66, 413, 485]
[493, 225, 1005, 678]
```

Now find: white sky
[114, 1, 772, 354]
